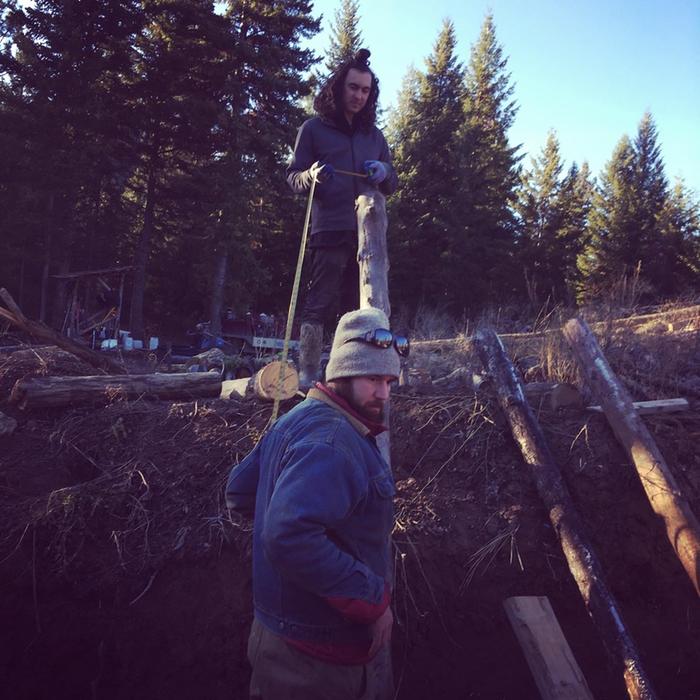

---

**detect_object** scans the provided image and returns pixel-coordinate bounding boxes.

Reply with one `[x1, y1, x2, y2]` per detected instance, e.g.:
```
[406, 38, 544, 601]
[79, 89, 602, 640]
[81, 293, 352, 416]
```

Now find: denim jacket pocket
[371, 474, 396, 500]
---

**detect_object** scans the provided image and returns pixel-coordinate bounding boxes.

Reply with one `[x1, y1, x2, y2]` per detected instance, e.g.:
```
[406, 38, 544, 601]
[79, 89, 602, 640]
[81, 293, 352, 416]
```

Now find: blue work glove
[363, 160, 388, 185]
[309, 161, 335, 184]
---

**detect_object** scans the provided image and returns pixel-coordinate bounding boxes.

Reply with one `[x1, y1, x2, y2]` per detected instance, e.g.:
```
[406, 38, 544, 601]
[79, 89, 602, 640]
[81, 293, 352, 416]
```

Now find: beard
[332, 381, 386, 424]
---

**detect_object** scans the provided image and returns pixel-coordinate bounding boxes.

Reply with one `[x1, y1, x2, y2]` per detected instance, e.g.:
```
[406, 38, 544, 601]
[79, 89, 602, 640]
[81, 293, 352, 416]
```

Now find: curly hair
[313, 48, 380, 131]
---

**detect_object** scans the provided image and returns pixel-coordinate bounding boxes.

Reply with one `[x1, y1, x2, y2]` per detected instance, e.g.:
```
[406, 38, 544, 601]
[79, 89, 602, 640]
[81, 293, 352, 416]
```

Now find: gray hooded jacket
[286, 116, 398, 236]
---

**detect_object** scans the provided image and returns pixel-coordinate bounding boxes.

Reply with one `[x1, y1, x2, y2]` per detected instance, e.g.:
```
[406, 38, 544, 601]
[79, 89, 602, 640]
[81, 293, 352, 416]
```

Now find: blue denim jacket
[226, 390, 395, 644]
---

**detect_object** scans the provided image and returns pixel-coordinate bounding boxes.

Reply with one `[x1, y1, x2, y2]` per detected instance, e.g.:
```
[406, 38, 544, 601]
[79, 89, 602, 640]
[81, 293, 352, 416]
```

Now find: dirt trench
[1, 345, 699, 699]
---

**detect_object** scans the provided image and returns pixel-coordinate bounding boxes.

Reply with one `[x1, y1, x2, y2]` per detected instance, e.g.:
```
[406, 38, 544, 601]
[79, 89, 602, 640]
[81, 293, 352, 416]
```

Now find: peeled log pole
[356, 192, 391, 465]
[563, 318, 700, 596]
[10, 373, 221, 409]
[356, 191, 390, 317]
[0, 288, 125, 375]
[474, 329, 657, 700]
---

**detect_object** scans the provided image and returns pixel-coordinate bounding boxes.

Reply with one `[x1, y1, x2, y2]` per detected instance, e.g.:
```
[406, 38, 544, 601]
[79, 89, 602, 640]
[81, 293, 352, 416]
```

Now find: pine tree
[657, 178, 700, 294]
[458, 12, 522, 306]
[578, 135, 638, 299]
[126, 0, 232, 339]
[0, 0, 143, 321]
[323, 0, 362, 75]
[556, 161, 594, 302]
[630, 111, 669, 293]
[204, 0, 320, 333]
[515, 131, 565, 302]
[388, 19, 464, 313]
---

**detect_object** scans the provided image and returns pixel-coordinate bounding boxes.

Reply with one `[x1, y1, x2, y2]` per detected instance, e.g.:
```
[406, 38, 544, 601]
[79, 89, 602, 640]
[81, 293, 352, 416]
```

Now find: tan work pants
[247, 618, 393, 700]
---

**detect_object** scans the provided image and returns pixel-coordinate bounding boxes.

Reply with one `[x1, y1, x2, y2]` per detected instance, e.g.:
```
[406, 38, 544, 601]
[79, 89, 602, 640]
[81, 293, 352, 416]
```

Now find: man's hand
[310, 161, 334, 183]
[363, 160, 388, 185]
[368, 605, 393, 657]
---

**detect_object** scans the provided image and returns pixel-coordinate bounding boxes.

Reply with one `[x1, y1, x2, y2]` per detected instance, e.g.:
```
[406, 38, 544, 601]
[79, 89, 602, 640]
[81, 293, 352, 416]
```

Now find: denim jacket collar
[307, 387, 371, 438]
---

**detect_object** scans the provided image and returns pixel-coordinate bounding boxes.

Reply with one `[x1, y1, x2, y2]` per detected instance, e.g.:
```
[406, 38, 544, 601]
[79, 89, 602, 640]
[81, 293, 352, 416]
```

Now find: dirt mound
[0, 346, 95, 401]
[1, 319, 699, 699]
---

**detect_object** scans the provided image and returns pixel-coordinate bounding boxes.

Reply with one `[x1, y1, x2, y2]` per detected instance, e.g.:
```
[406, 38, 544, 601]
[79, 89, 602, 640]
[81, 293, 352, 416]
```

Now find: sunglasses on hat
[344, 328, 410, 357]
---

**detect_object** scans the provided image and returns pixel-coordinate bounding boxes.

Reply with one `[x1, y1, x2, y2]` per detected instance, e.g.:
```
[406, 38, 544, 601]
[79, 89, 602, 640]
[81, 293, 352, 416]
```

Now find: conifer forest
[1, 0, 698, 340]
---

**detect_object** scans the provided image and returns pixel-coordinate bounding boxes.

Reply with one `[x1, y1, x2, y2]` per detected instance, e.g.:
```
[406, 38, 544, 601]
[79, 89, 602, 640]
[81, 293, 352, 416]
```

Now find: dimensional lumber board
[586, 398, 689, 415]
[504, 596, 594, 700]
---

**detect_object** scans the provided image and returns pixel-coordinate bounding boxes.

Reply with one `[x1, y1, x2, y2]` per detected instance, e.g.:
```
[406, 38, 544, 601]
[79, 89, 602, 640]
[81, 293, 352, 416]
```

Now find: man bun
[354, 48, 371, 66]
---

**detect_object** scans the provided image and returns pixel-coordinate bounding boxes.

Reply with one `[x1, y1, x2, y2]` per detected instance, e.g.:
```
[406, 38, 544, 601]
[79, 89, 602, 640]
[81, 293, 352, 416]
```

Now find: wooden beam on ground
[563, 318, 700, 597]
[356, 191, 391, 465]
[586, 398, 689, 415]
[0, 288, 125, 375]
[503, 596, 593, 700]
[474, 328, 658, 700]
[10, 372, 221, 409]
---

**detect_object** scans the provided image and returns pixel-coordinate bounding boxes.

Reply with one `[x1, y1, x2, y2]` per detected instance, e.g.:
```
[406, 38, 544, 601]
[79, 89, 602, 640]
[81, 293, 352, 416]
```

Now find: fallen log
[356, 191, 391, 465]
[475, 328, 658, 700]
[0, 288, 125, 375]
[563, 318, 700, 596]
[10, 372, 221, 409]
[586, 398, 690, 415]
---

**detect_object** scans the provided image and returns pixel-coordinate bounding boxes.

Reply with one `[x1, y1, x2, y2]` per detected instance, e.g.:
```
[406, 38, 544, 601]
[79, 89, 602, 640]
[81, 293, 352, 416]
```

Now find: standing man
[287, 49, 399, 389]
[226, 307, 409, 700]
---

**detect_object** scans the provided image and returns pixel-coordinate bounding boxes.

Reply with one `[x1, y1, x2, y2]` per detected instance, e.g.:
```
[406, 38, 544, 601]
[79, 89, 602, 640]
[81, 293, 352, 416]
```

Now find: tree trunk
[39, 193, 54, 323]
[563, 317, 700, 596]
[11, 372, 221, 409]
[474, 328, 658, 700]
[208, 246, 228, 337]
[356, 191, 392, 465]
[130, 163, 157, 341]
[356, 191, 390, 316]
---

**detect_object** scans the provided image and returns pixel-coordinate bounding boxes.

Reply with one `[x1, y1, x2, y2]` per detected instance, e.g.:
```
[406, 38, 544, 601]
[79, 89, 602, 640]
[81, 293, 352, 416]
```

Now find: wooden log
[0, 288, 125, 375]
[474, 328, 658, 700]
[356, 191, 392, 465]
[356, 191, 390, 317]
[586, 398, 690, 415]
[10, 372, 221, 409]
[563, 318, 700, 596]
[503, 596, 593, 700]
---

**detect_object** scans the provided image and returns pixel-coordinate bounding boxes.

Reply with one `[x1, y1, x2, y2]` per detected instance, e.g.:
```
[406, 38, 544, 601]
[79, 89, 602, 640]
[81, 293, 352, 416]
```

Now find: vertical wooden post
[475, 328, 658, 700]
[356, 191, 391, 464]
[563, 317, 700, 596]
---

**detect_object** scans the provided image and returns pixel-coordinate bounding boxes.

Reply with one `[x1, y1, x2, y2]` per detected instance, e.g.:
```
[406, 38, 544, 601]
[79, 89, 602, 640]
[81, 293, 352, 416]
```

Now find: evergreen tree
[0, 0, 143, 321]
[657, 178, 700, 294]
[630, 111, 669, 293]
[556, 161, 594, 302]
[204, 0, 319, 333]
[323, 0, 362, 74]
[458, 12, 522, 306]
[515, 131, 565, 302]
[126, 0, 232, 339]
[388, 19, 464, 313]
[578, 135, 638, 299]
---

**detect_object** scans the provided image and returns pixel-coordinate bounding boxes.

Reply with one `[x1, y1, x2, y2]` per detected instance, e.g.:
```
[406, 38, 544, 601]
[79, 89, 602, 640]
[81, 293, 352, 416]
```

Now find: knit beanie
[325, 308, 401, 381]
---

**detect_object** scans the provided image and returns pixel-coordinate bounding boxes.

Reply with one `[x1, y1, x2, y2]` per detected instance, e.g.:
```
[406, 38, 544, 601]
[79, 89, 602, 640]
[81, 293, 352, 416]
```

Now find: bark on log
[356, 191, 391, 464]
[10, 372, 221, 409]
[475, 328, 658, 700]
[356, 191, 390, 317]
[563, 317, 700, 596]
[0, 288, 125, 375]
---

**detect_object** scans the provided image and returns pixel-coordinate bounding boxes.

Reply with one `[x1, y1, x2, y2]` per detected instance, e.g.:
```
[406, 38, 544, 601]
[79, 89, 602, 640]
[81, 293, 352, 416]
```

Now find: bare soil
[1, 313, 699, 699]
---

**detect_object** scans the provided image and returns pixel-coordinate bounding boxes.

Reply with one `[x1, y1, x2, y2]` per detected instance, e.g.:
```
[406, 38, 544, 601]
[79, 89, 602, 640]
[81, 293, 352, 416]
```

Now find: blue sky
[306, 0, 700, 193]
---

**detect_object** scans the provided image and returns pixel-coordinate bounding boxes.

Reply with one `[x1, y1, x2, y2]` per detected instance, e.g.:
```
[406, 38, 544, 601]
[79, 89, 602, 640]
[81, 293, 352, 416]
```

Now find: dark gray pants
[301, 233, 359, 330]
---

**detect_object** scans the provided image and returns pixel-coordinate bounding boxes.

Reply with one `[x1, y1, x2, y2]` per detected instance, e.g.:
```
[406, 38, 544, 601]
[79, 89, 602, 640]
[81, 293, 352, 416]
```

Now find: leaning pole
[475, 328, 658, 700]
